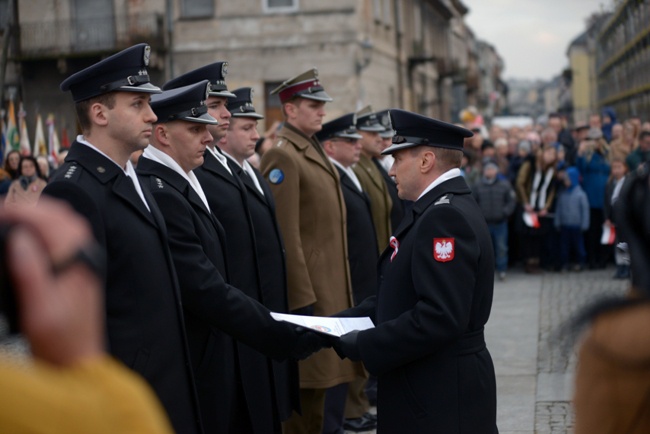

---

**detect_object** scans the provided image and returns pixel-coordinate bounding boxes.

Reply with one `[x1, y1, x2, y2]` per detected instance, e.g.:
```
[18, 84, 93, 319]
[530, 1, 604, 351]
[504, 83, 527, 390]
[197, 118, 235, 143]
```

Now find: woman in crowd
[515, 144, 559, 273]
[609, 120, 638, 162]
[0, 149, 21, 194]
[4, 155, 48, 208]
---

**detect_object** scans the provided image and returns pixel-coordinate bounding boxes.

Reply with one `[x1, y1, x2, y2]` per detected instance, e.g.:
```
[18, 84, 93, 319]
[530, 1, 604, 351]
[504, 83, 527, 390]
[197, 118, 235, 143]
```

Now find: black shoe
[343, 413, 377, 432]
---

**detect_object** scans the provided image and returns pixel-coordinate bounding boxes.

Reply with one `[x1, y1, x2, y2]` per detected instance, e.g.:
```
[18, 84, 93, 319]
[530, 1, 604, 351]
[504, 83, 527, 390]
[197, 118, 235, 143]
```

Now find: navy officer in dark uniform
[219, 87, 301, 431]
[334, 109, 498, 434]
[42, 44, 202, 434]
[136, 81, 324, 434]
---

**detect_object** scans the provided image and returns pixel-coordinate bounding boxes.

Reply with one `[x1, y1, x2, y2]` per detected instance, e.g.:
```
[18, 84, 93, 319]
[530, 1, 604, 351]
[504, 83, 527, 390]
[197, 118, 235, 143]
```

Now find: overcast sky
[463, 0, 613, 81]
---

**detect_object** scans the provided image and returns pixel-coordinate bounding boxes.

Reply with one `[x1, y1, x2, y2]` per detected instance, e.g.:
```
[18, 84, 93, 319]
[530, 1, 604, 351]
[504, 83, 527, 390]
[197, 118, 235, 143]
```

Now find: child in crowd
[554, 167, 590, 271]
[473, 160, 516, 280]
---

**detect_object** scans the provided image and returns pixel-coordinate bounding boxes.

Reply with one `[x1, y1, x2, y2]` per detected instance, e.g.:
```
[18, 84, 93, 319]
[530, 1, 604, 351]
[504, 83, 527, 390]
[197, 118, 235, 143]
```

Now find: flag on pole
[34, 114, 47, 157]
[0, 117, 7, 165]
[47, 113, 60, 164]
[61, 126, 71, 149]
[6, 99, 20, 152]
[18, 103, 31, 155]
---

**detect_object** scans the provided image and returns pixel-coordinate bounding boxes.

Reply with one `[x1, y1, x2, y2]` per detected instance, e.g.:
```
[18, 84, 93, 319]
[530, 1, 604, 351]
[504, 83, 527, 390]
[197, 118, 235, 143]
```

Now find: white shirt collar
[417, 168, 462, 201]
[141, 145, 211, 212]
[223, 151, 265, 196]
[206, 146, 233, 175]
[329, 158, 363, 192]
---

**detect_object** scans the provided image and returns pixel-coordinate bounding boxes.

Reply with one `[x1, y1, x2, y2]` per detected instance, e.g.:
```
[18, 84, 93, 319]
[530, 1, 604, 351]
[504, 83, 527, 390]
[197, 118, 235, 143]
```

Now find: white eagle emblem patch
[433, 238, 455, 262]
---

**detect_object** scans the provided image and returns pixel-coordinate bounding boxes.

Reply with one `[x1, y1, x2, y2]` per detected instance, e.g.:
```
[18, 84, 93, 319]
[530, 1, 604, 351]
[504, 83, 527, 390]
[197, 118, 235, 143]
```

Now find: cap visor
[381, 142, 416, 155]
[231, 112, 264, 119]
[359, 124, 386, 133]
[120, 82, 162, 94]
[379, 130, 395, 138]
[209, 90, 237, 99]
[182, 112, 219, 125]
[338, 132, 362, 139]
[300, 91, 333, 102]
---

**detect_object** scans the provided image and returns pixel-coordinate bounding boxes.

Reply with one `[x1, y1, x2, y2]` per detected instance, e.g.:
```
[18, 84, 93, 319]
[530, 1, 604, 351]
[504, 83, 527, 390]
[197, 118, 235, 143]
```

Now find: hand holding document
[271, 312, 374, 337]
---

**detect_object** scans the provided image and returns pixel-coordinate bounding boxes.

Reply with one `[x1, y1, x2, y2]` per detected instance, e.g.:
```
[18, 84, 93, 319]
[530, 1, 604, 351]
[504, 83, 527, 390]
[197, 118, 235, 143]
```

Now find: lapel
[378, 176, 471, 262]
[233, 161, 269, 206]
[357, 154, 386, 192]
[66, 141, 155, 226]
[336, 166, 370, 206]
[201, 149, 242, 191]
[281, 125, 339, 182]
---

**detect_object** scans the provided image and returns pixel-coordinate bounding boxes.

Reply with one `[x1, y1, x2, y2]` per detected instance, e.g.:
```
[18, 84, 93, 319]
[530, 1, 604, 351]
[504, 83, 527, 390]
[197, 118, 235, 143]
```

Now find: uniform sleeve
[355, 205, 479, 375]
[261, 146, 317, 311]
[150, 188, 297, 359]
[0, 356, 174, 434]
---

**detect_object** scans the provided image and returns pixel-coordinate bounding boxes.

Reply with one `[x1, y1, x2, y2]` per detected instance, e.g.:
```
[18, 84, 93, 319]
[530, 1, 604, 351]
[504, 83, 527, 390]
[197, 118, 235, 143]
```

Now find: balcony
[16, 13, 164, 59]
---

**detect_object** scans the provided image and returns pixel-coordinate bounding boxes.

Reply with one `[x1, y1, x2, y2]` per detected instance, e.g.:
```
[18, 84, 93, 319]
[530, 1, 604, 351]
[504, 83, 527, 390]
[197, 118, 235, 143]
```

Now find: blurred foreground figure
[573, 162, 650, 434]
[0, 199, 173, 434]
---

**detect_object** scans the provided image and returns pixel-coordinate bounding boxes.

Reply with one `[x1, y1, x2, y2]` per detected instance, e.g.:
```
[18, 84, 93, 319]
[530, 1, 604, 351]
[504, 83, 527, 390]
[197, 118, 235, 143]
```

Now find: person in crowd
[333, 109, 498, 434]
[515, 145, 559, 273]
[573, 162, 650, 434]
[162, 63, 302, 434]
[4, 156, 48, 208]
[553, 167, 590, 272]
[604, 158, 630, 279]
[610, 122, 623, 143]
[589, 113, 603, 131]
[318, 113, 378, 434]
[3, 149, 21, 180]
[610, 120, 638, 162]
[353, 106, 392, 252]
[473, 159, 516, 280]
[600, 107, 616, 143]
[220, 86, 301, 431]
[494, 137, 510, 178]
[0, 199, 174, 434]
[137, 81, 321, 434]
[626, 130, 650, 171]
[41, 44, 202, 434]
[260, 69, 361, 434]
[576, 128, 611, 269]
[548, 113, 575, 163]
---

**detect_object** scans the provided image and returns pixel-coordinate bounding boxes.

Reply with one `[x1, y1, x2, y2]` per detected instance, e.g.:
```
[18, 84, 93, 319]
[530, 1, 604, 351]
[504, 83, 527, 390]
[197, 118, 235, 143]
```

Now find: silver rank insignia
[143, 46, 151, 66]
[434, 195, 450, 205]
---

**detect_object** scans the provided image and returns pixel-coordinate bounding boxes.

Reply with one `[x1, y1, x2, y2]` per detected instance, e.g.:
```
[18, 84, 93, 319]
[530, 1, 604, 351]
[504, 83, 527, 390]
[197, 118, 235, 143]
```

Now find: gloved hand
[290, 327, 332, 360]
[332, 330, 361, 361]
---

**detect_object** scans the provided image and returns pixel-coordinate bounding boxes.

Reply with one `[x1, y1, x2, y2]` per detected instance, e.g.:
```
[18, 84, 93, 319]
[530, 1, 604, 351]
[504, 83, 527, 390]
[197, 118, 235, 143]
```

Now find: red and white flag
[523, 211, 540, 229]
[601, 224, 616, 245]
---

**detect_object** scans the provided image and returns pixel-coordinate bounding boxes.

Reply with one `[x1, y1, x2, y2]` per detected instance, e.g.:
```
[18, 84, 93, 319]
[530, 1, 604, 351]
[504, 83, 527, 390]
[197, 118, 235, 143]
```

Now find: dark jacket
[472, 176, 516, 224]
[336, 166, 379, 305]
[576, 151, 610, 209]
[43, 141, 202, 434]
[137, 156, 298, 434]
[229, 161, 300, 423]
[344, 175, 498, 434]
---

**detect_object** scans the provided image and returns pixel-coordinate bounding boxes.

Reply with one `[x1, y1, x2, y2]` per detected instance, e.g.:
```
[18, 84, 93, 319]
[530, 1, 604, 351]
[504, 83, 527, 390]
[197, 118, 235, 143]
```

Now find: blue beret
[229, 87, 264, 119]
[316, 113, 362, 142]
[150, 80, 217, 125]
[381, 109, 473, 155]
[60, 44, 161, 102]
[162, 62, 236, 99]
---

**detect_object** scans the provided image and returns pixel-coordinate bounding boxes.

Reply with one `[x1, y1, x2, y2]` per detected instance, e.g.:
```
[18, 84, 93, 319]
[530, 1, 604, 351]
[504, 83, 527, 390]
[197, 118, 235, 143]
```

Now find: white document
[271, 312, 374, 337]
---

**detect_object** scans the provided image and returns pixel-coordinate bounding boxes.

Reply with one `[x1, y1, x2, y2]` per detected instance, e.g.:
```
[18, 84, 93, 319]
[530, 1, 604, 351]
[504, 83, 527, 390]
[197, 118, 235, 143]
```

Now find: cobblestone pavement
[533, 268, 628, 433]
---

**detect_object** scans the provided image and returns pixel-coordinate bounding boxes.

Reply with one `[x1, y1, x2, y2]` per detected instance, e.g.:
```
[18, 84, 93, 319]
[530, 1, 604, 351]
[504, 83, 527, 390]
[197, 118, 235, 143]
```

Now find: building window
[0, 0, 8, 29]
[382, 0, 393, 26]
[372, 0, 382, 21]
[180, 0, 214, 19]
[263, 0, 298, 13]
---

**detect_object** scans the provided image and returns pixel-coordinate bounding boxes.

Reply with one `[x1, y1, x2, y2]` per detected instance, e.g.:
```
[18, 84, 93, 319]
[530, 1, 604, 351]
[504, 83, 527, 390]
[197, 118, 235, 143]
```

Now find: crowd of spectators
[460, 110, 650, 279]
